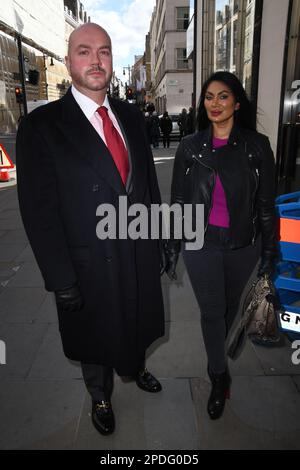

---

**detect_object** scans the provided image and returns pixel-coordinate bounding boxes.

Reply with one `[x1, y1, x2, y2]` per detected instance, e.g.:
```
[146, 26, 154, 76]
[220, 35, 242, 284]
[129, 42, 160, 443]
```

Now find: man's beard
[71, 67, 111, 91]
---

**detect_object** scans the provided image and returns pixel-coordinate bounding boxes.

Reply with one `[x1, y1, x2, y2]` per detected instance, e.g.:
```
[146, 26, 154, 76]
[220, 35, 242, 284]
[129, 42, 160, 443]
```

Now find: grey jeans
[183, 225, 260, 374]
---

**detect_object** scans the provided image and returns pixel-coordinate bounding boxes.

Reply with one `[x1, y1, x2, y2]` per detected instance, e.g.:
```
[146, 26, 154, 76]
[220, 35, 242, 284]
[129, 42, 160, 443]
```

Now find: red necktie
[97, 106, 129, 185]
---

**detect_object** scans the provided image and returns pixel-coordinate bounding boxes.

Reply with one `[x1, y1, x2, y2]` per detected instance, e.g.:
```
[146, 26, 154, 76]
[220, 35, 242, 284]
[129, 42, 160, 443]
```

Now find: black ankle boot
[207, 368, 231, 420]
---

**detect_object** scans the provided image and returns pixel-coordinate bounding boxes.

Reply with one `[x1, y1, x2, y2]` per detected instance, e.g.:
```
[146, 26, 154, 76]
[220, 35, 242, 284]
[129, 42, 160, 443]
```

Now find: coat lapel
[57, 89, 126, 195]
[108, 97, 148, 203]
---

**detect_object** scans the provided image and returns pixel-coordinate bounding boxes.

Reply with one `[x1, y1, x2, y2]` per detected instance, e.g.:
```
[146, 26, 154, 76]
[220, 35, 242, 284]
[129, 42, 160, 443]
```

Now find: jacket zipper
[251, 167, 259, 244]
[192, 154, 216, 234]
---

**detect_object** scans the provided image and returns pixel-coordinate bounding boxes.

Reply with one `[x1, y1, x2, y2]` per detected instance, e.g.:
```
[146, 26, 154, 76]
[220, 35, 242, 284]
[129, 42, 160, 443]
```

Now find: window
[176, 48, 188, 69]
[209, 0, 257, 91]
[176, 7, 189, 30]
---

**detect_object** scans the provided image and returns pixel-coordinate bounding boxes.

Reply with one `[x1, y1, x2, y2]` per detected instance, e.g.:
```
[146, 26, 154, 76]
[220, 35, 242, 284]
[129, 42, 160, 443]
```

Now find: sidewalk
[0, 144, 299, 450]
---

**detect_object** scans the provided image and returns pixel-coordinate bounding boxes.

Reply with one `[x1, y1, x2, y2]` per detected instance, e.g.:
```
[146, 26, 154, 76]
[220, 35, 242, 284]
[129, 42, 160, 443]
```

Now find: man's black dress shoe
[92, 400, 115, 435]
[136, 368, 162, 393]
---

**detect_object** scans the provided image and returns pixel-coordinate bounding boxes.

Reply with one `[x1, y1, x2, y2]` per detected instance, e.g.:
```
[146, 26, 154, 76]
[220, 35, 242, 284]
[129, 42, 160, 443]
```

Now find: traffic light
[126, 87, 133, 100]
[15, 87, 23, 104]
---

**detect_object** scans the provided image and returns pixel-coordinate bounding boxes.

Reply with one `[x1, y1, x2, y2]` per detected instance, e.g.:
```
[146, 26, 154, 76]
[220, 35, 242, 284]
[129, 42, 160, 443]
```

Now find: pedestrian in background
[150, 111, 160, 148]
[16, 23, 165, 436]
[144, 111, 152, 145]
[159, 111, 173, 148]
[166, 71, 277, 420]
[146, 102, 155, 114]
[178, 108, 188, 140]
[186, 107, 195, 135]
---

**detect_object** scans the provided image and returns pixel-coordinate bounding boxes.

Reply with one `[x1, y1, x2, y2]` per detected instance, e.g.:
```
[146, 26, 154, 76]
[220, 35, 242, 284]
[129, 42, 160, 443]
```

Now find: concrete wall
[0, 0, 66, 58]
[256, 0, 290, 154]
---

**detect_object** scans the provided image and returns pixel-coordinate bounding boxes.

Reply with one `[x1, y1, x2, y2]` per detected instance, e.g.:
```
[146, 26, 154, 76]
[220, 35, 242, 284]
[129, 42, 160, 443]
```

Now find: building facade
[130, 55, 147, 108]
[149, 0, 193, 115]
[188, 0, 300, 193]
[0, 0, 89, 134]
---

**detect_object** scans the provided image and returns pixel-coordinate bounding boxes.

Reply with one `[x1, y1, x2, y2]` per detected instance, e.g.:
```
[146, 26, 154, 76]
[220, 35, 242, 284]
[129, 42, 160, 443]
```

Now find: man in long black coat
[16, 23, 165, 436]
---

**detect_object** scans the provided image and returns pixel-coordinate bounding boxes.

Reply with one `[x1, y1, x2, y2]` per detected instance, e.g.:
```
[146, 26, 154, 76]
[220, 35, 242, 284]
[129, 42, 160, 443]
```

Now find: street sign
[0, 144, 14, 169]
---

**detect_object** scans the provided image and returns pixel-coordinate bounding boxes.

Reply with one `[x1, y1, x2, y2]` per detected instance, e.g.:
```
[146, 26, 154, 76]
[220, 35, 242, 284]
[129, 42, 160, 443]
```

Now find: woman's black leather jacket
[170, 124, 278, 264]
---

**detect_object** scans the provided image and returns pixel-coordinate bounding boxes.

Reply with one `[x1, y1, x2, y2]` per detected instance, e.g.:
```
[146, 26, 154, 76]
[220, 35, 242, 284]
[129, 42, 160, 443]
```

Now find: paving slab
[0, 286, 46, 323]
[0, 209, 22, 220]
[14, 244, 35, 262]
[1, 201, 19, 211]
[0, 229, 28, 244]
[162, 281, 200, 322]
[292, 375, 300, 392]
[141, 378, 199, 450]
[228, 341, 266, 376]
[0, 217, 24, 230]
[0, 203, 19, 214]
[74, 378, 199, 450]
[146, 321, 205, 378]
[0, 261, 21, 291]
[252, 336, 300, 376]
[0, 323, 49, 379]
[0, 243, 28, 262]
[28, 324, 82, 379]
[231, 376, 300, 433]
[191, 376, 300, 449]
[0, 187, 18, 211]
[7, 262, 44, 288]
[36, 292, 58, 323]
[0, 379, 85, 449]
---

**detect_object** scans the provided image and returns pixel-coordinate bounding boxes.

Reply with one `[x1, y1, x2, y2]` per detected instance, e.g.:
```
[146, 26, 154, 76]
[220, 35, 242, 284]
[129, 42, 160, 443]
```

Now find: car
[169, 114, 180, 137]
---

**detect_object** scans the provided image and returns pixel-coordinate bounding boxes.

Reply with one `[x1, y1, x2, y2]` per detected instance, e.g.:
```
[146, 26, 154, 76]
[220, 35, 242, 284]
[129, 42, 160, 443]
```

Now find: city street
[0, 140, 299, 450]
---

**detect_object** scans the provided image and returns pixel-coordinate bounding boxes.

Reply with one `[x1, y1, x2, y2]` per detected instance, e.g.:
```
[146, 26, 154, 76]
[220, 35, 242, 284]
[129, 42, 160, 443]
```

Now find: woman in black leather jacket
[166, 71, 277, 420]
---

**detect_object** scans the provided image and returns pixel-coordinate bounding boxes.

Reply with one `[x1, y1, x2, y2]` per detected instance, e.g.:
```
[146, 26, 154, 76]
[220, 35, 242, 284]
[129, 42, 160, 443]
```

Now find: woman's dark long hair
[197, 71, 256, 131]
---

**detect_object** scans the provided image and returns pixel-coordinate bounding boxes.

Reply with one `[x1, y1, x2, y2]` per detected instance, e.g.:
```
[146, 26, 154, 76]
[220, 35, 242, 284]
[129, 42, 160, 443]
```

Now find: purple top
[208, 137, 230, 228]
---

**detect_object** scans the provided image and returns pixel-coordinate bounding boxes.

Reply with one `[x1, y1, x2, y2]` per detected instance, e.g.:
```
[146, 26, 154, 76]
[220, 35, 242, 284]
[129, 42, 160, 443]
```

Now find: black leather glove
[55, 284, 84, 312]
[257, 255, 276, 279]
[159, 242, 167, 276]
[164, 241, 180, 281]
[159, 241, 172, 276]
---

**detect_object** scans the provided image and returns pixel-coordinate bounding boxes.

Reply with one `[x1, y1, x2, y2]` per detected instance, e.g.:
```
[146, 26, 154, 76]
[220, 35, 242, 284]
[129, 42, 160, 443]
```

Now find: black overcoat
[16, 89, 165, 375]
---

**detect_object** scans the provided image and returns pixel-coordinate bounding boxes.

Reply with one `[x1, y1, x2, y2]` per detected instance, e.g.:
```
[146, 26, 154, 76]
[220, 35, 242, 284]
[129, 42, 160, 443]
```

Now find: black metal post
[16, 33, 28, 116]
[192, 0, 198, 129]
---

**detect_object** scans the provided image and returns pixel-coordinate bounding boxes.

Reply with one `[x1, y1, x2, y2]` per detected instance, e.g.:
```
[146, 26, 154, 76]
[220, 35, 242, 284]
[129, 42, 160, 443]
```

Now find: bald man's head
[65, 22, 113, 102]
[67, 23, 111, 56]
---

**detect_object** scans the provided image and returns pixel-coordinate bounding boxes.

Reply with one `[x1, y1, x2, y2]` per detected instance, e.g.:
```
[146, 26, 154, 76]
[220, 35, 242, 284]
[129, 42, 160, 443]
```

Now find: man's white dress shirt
[71, 85, 127, 149]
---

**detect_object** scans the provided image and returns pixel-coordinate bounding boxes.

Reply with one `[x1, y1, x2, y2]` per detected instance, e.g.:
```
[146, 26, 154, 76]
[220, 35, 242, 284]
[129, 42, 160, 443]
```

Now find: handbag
[227, 275, 282, 360]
